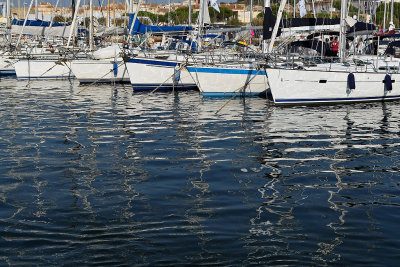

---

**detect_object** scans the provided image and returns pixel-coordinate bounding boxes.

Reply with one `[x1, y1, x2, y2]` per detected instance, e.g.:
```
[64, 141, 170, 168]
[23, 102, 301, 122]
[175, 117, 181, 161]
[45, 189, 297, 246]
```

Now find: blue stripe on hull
[132, 83, 198, 92]
[187, 67, 266, 75]
[17, 76, 73, 80]
[275, 95, 400, 104]
[79, 79, 130, 84]
[128, 58, 181, 67]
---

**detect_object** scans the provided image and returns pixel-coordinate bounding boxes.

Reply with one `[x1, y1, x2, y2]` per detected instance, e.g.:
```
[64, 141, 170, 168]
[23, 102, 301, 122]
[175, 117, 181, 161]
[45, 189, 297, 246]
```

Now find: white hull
[126, 57, 197, 91]
[15, 59, 74, 80]
[0, 56, 16, 75]
[187, 64, 268, 97]
[267, 68, 400, 105]
[71, 59, 130, 83]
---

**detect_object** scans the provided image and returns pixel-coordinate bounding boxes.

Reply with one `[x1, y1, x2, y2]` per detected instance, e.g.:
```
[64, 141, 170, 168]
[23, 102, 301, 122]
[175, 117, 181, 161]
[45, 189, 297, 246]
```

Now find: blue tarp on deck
[128, 14, 192, 35]
[12, 19, 68, 27]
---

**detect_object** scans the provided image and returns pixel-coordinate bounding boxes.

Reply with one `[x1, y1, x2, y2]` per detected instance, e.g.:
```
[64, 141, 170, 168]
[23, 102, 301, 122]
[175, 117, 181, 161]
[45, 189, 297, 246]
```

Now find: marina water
[1, 79, 400, 265]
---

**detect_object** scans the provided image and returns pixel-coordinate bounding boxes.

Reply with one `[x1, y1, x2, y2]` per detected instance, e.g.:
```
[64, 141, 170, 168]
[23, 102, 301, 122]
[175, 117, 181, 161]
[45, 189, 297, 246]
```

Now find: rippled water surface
[1, 79, 400, 265]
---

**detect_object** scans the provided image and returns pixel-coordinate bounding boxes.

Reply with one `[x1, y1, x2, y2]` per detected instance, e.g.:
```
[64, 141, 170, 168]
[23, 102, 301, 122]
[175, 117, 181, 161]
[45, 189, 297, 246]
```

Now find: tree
[375, 2, 400, 28]
[97, 17, 106, 25]
[160, 7, 199, 24]
[316, 12, 331, 19]
[332, 1, 358, 17]
[227, 17, 242, 26]
[53, 15, 69, 23]
[208, 6, 234, 23]
[170, 7, 192, 24]
[158, 6, 235, 25]
[252, 16, 263, 26]
[138, 11, 167, 24]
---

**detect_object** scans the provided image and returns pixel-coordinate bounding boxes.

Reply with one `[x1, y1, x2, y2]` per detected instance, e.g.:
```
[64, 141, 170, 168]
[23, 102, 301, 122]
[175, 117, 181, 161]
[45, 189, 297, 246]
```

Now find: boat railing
[265, 52, 400, 74]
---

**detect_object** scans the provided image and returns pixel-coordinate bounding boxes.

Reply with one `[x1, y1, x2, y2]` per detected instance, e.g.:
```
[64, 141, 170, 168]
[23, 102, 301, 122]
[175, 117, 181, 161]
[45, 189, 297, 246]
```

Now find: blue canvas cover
[12, 19, 68, 27]
[128, 14, 192, 35]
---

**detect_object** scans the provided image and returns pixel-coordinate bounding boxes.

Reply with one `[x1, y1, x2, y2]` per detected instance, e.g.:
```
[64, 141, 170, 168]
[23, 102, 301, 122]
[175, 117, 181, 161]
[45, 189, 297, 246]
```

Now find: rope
[118, 45, 133, 86]
[77, 60, 126, 94]
[138, 62, 186, 103]
[60, 59, 75, 79]
[215, 69, 261, 114]
[188, 53, 202, 92]
[3, 60, 15, 69]
[26, 58, 66, 87]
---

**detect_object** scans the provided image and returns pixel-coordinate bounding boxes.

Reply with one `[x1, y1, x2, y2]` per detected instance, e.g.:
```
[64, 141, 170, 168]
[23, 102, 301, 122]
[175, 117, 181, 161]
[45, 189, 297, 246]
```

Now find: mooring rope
[77, 60, 126, 94]
[138, 62, 187, 103]
[215, 69, 261, 114]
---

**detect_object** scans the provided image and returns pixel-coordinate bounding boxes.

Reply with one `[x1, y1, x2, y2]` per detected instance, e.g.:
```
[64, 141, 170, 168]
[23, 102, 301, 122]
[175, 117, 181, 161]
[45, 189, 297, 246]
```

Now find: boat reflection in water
[1, 80, 400, 265]
[248, 102, 400, 265]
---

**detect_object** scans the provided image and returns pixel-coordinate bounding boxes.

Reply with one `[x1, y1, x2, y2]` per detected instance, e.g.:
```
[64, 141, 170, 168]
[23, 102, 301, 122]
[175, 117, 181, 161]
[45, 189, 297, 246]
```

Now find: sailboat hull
[0, 56, 16, 76]
[126, 58, 198, 92]
[71, 60, 130, 84]
[15, 59, 74, 80]
[267, 68, 400, 105]
[187, 65, 268, 97]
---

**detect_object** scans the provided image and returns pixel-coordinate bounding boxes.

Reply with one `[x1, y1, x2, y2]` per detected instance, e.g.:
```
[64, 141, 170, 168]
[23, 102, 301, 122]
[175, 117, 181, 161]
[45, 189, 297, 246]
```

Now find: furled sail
[11, 19, 75, 38]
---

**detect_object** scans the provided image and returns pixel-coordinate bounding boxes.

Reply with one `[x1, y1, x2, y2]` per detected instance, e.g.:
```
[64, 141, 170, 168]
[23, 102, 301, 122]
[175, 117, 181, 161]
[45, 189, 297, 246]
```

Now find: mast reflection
[248, 102, 400, 264]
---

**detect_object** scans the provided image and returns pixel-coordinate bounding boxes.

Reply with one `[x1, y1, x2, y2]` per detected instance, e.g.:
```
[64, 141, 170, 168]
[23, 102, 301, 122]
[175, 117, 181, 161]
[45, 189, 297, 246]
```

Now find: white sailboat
[126, 55, 198, 91]
[185, 0, 269, 97]
[14, 0, 81, 80]
[71, 59, 130, 84]
[70, 0, 130, 84]
[0, 0, 16, 76]
[265, 0, 400, 105]
[187, 61, 268, 97]
[267, 64, 400, 105]
[14, 57, 74, 80]
[71, 45, 130, 84]
[125, 0, 201, 91]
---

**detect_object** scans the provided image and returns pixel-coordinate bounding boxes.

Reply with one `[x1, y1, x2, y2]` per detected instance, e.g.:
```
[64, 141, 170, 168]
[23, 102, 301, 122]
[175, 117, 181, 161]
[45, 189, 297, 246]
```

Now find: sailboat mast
[197, 0, 205, 52]
[90, 0, 94, 50]
[113, 0, 116, 26]
[107, 0, 110, 27]
[250, 0, 253, 26]
[311, 0, 316, 18]
[127, 0, 143, 43]
[188, 0, 191, 25]
[67, 0, 82, 47]
[390, 0, 394, 27]
[45, 0, 60, 43]
[71, 0, 76, 18]
[383, 0, 387, 29]
[293, 0, 295, 18]
[16, 0, 34, 48]
[6, 0, 10, 30]
[339, 0, 347, 62]
[268, 0, 287, 53]
[35, 0, 38, 19]
[168, 0, 171, 25]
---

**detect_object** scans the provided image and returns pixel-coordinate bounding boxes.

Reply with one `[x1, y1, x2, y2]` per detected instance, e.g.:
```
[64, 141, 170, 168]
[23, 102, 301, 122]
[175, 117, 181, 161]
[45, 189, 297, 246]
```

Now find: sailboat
[71, 45, 131, 84]
[187, 59, 268, 97]
[185, 0, 269, 97]
[14, 0, 82, 80]
[125, 0, 198, 91]
[265, 0, 400, 105]
[70, 0, 133, 84]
